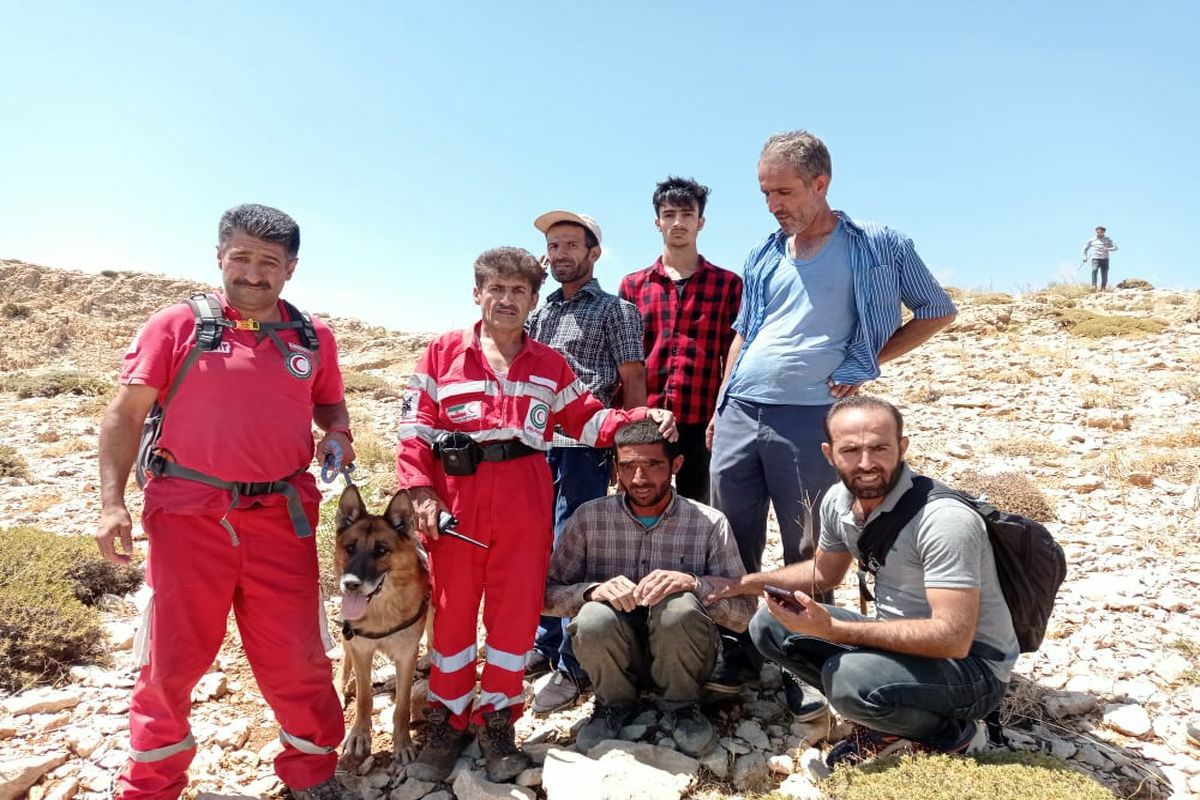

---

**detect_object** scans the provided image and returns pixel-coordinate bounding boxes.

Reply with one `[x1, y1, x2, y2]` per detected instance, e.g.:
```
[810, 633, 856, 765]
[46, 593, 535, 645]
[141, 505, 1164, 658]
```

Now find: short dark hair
[613, 419, 678, 460]
[549, 221, 599, 251]
[1096, 226, 1107, 232]
[474, 247, 547, 293]
[824, 395, 904, 443]
[653, 176, 711, 216]
[760, 130, 832, 182]
[218, 203, 301, 258]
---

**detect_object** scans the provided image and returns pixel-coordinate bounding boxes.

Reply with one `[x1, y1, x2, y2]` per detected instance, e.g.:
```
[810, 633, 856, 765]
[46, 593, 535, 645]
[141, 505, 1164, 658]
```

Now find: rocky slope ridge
[0, 259, 1198, 799]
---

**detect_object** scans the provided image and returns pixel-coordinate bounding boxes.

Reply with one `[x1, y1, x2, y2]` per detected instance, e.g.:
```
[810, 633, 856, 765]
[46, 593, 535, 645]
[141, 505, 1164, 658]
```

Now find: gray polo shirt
[819, 464, 1019, 682]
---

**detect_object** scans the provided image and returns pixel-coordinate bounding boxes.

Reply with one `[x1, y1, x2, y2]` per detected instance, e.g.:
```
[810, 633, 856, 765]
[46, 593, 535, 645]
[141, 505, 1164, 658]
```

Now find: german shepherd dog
[334, 485, 430, 763]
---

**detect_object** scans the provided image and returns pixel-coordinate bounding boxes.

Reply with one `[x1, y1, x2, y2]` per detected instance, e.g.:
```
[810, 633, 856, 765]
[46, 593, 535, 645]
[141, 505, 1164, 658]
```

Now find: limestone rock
[2, 689, 81, 717]
[733, 720, 770, 750]
[0, 753, 69, 800]
[731, 752, 770, 792]
[777, 772, 827, 800]
[191, 672, 228, 703]
[453, 771, 536, 800]
[542, 742, 696, 800]
[389, 778, 434, 800]
[698, 746, 729, 779]
[767, 753, 795, 775]
[1043, 690, 1098, 719]
[1103, 704, 1152, 738]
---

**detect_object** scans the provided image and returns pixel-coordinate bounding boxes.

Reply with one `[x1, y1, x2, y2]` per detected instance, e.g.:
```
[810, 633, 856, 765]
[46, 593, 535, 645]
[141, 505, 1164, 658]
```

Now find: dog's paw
[393, 738, 418, 765]
[343, 727, 373, 758]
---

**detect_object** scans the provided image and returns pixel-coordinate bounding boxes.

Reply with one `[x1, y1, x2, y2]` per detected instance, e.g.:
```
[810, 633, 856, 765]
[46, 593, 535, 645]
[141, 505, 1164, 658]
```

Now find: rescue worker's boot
[407, 705, 469, 783]
[476, 709, 530, 782]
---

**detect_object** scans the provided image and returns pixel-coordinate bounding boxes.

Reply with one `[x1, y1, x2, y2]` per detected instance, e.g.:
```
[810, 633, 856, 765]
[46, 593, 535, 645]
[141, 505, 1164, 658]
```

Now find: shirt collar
[835, 462, 915, 527]
[619, 489, 680, 528]
[546, 278, 603, 303]
[769, 210, 861, 250]
[650, 255, 710, 279]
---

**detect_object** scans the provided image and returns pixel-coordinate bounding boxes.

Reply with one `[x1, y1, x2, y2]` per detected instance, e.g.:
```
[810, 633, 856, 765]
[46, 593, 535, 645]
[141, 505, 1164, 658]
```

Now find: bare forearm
[618, 363, 647, 408]
[877, 314, 955, 365]
[830, 617, 971, 659]
[313, 401, 351, 432]
[98, 409, 141, 509]
[716, 333, 744, 396]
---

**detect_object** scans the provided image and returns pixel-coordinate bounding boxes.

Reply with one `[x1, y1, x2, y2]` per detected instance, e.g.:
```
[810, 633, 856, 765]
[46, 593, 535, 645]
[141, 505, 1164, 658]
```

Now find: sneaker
[576, 702, 636, 754]
[407, 705, 469, 783]
[524, 649, 551, 678]
[664, 704, 717, 757]
[702, 657, 755, 696]
[782, 669, 830, 722]
[929, 720, 988, 756]
[531, 670, 587, 714]
[290, 776, 356, 800]
[825, 723, 913, 767]
[475, 709, 530, 783]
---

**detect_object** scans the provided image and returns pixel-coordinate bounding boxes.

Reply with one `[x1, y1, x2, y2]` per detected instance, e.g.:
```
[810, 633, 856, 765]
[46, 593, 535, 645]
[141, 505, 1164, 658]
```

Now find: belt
[478, 440, 539, 462]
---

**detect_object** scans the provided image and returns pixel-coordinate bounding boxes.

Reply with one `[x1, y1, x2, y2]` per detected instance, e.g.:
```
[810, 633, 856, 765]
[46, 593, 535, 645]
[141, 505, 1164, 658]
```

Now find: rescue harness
[135, 292, 321, 541]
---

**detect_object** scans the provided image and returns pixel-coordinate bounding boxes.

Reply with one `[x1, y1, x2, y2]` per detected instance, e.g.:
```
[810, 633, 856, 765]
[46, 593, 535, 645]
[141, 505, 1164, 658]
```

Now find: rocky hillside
[0, 260, 1198, 799]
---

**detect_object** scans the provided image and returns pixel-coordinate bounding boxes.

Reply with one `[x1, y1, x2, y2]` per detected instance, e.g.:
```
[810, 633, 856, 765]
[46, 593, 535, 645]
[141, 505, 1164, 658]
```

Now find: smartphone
[763, 585, 804, 614]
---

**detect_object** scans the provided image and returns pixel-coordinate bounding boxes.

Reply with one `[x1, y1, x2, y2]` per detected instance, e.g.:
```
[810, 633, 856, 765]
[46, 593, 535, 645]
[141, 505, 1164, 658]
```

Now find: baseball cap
[534, 210, 602, 245]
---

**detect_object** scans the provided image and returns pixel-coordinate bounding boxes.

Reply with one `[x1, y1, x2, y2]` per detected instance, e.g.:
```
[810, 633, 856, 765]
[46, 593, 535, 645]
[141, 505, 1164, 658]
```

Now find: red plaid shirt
[619, 256, 742, 424]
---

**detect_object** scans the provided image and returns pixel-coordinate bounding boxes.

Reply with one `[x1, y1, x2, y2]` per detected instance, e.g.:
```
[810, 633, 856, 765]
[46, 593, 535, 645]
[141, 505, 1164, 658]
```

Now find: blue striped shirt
[728, 211, 956, 392]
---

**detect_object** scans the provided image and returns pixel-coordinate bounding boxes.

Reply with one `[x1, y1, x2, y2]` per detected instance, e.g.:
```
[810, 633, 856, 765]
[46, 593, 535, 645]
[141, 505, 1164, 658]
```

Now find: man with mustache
[544, 419, 755, 757]
[526, 210, 647, 713]
[96, 204, 355, 799]
[708, 397, 1017, 766]
[705, 130, 957, 706]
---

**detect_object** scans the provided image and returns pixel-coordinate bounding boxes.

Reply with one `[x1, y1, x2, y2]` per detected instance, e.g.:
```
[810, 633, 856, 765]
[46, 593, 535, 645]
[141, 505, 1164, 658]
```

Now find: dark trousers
[750, 606, 1007, 749]
[1091, 258, 1110, 289]
[709, 397, 836, 674]
[674, 422, 711, 504]
[535, 445, 611, 678]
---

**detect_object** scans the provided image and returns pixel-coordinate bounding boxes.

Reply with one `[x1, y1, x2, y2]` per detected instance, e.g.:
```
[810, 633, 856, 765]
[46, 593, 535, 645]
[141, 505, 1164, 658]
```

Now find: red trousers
[117, 501, 343, 799]
[426, 455, 553, 728]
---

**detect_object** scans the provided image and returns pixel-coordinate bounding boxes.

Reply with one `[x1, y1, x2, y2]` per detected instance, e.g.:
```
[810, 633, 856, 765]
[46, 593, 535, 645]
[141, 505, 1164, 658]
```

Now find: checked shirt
[526, 278, 644, 447]
[543, 492, 756, 632]
[620, 257, 742, 425]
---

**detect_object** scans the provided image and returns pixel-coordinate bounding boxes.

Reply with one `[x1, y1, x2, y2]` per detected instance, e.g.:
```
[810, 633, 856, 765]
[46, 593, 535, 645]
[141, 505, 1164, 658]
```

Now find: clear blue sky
[2, 1, 1195, 331]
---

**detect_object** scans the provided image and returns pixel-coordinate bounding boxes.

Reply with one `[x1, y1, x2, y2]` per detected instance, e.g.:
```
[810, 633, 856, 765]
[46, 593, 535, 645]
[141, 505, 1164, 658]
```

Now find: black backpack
[856, 475, 1067, 653]
[134, 293, 319, 488]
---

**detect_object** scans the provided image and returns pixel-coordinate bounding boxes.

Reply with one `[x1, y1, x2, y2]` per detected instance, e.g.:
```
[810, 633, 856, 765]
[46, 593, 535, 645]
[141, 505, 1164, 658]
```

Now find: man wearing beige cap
[526, 210, 647, 713]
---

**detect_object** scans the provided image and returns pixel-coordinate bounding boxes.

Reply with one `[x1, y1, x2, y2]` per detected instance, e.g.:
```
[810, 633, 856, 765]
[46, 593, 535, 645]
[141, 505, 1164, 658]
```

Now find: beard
[836, 462, 903, 500]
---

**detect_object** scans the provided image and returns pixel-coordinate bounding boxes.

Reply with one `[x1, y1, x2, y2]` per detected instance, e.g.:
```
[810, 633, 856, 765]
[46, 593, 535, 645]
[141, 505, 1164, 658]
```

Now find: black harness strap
[342, 598, 429, 641]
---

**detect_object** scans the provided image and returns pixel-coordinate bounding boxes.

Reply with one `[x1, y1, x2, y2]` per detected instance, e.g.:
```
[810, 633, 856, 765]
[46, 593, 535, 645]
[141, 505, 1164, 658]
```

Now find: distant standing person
[1083, 226, 1118, 290]
[620, 177, 742, 504]
[705, 130, 957, 698]
[526, 210, 647, 713]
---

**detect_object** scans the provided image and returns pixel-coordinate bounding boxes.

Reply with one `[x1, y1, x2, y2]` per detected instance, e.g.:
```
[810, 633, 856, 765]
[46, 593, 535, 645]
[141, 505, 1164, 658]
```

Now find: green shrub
[0, 369, 113, 398]
[955, 470, 1055, 522]
[0, 445, 29, 479]
[821, 751, 1115, 800]
[1048, 308, 1167, 339]
[0, 526, 143, 690]
[342, 369, 400, 399]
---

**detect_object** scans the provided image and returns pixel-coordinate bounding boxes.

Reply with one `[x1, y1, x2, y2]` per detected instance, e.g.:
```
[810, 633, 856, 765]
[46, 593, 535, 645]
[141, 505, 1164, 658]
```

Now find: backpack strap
[279, 299, 320, 351]
[857, 475, 936, 576]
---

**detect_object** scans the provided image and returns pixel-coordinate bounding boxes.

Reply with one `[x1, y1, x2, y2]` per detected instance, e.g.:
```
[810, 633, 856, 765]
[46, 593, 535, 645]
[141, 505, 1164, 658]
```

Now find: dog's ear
[337, 485, 366, 529]
[385, 490, 416, 535]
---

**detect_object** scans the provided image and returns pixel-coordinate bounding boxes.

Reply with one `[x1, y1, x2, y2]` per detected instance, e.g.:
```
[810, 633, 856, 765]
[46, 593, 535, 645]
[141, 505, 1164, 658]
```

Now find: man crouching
[544, 419, 756, 756]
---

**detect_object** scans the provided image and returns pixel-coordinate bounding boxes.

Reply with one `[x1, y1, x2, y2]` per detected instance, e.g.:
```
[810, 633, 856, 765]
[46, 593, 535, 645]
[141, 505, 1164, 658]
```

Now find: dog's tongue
[340, 592, 368, 621]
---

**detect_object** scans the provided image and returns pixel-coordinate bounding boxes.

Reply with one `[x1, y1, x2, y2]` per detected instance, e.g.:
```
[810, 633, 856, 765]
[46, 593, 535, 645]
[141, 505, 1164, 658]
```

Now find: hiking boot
[290, 776, 356, 800]
[531, 670, 588, 714]
[782, 669, 830, 722]
[476, 710, 530, 783]
[825, 723, 913, 767]
[576, 701, 636, 754]
[407, 705, 469, 783]
[664, 704, 717, 757]
[702, 650, 757, 696]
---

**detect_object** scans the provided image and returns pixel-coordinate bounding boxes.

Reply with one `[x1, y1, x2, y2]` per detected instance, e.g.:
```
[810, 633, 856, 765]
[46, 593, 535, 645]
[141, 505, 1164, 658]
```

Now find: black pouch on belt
[433, 431, 482, 476]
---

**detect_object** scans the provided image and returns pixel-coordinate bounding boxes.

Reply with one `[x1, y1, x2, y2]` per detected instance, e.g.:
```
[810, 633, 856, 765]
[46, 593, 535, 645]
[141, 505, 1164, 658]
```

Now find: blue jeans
[750, 606, 1007, 749]
[534, 445, 611, 678]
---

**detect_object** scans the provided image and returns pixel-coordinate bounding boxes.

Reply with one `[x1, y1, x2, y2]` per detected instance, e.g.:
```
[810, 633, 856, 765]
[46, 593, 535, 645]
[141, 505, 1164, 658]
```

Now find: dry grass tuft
[991, 367, 1035, 385]
[969, 292, 1015, 306]
[955, 469, 1056, 522]
[0, 369, 113, 399]
[0, 445, 30, 479]
[41, 437, 93, 458]
[990, 436, 1068, 460]
[1048, 308, 1167, 339]
[342, 369, 401, 399]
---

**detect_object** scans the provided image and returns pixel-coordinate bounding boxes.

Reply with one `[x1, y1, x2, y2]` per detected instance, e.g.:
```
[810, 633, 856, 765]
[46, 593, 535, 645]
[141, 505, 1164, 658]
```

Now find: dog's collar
[342, 597, 428, 641]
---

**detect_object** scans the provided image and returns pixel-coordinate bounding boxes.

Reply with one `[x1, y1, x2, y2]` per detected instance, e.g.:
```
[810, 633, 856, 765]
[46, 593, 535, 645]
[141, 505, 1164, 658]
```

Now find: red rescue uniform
[117, 295, 344, 799]
[397, 325, 647, 729]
